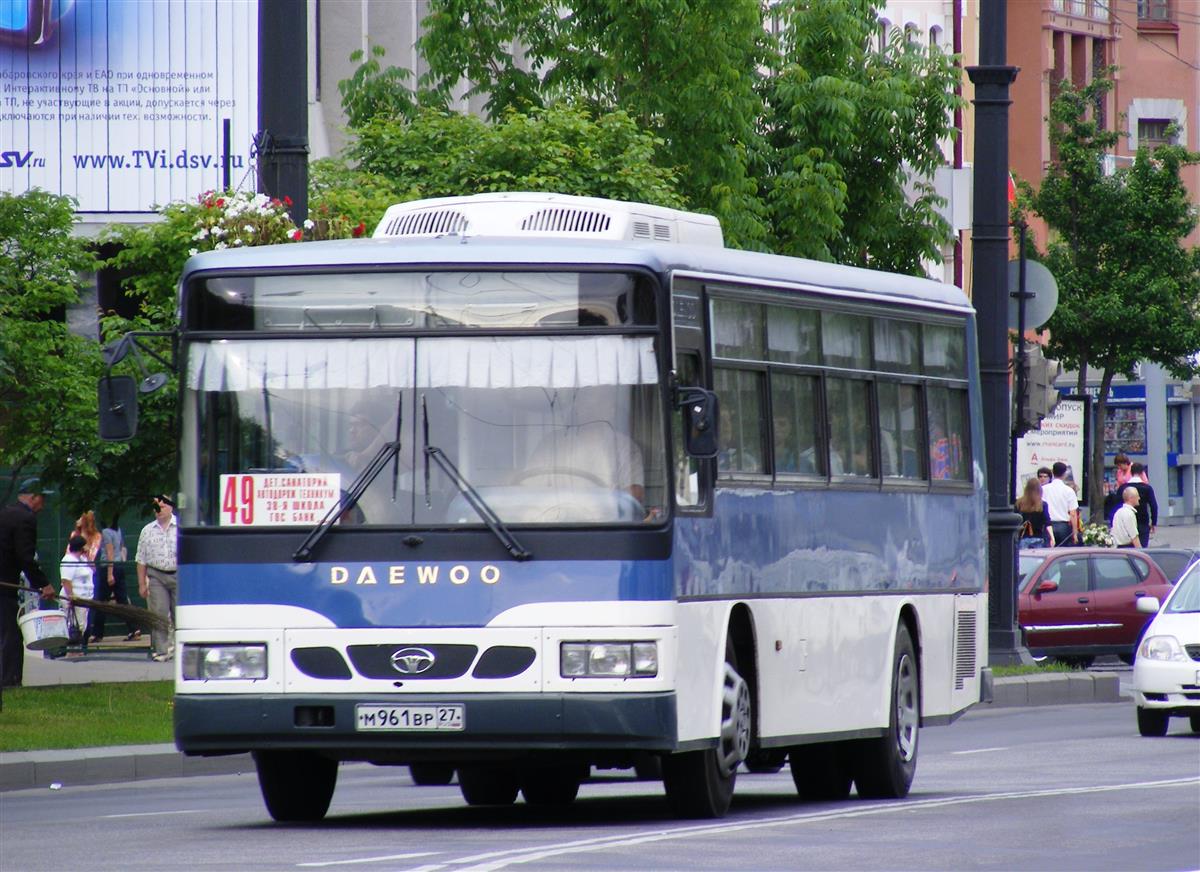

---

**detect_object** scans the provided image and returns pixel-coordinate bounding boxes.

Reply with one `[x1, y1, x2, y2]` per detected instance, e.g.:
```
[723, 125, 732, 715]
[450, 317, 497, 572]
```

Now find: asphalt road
[1, 702, 1196, 872]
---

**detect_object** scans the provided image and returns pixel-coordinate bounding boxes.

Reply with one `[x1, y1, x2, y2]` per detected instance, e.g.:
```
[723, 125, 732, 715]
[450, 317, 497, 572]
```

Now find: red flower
[352, 221, 366, 238]
[283, 195, 293, 207]
[289, 229, 302, 241]
[215, 198, 225, 208]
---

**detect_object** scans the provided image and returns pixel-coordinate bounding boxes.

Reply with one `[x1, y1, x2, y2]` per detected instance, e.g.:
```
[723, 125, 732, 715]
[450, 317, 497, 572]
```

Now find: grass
[0, 681, 174, 752]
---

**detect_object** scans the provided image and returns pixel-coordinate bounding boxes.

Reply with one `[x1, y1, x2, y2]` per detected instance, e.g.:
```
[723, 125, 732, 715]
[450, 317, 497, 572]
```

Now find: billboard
[0, 0, 258, 214]
[1014, 398, 1086, 500]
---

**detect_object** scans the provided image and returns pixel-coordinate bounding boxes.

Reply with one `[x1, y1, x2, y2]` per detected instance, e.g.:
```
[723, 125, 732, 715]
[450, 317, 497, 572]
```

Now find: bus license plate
[355, 704, 464, 732]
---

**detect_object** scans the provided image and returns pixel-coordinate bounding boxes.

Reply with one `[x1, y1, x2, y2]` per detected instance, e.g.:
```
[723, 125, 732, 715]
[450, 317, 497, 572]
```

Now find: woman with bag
[1015, 478, 1055, 549]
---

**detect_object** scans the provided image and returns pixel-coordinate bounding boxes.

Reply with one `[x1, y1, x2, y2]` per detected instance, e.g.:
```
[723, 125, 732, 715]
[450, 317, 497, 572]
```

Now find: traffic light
[1014, 344, 1062, 436]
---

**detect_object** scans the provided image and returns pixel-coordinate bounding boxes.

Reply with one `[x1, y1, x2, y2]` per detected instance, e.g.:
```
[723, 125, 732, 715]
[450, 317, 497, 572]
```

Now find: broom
[0, 581, 171, 633]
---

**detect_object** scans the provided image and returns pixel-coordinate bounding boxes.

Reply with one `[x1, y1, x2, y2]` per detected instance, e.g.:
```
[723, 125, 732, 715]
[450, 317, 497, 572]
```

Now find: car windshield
[1164, 563, 1200, 613]
[1018, 553, 1047, 587]
[181, 335, 667, 527]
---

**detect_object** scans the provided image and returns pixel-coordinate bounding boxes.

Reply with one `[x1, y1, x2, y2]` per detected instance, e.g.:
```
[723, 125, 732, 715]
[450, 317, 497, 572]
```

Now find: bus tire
[253, 750, 338, 822]
[520, 766, 584, 806]
[409, 763, 455, 786]
[662, 641, 750, 818]
[744, 749, 787, 773]
[458, 765, 519, 806]
[852, 623, 920, 799]
[788, 743, 852, 800]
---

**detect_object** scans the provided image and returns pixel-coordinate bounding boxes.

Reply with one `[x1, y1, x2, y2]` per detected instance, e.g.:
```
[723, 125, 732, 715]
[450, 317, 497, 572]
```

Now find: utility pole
[256, 1, 308, 224]
[967, 0, 1032, 664]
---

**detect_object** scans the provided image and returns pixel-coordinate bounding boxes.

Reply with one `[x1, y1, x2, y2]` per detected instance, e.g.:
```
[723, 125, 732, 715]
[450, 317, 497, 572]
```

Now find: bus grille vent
[383, 209, 470, 237]
[632, 220, 651, 239]
[520, 207, 612, 234]
[653, 223, 672, 240]
[954, 610, 977, 690]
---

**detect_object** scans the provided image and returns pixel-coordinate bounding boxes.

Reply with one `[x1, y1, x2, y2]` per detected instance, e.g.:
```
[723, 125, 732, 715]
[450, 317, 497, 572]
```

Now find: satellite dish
[1007, 259, 1059, 330]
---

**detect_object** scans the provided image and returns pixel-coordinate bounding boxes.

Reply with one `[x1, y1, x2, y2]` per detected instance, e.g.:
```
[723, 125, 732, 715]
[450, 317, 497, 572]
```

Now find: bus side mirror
[98, 375, 139, 441]
[677, 387, 719, 459]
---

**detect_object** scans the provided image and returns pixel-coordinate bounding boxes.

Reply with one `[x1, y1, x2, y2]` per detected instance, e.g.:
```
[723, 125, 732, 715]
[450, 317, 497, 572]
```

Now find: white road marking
[102, 809, 204, 819]
[398, 778, 1199, 872]
[950, 746, 1009, 755]
[298, 853, 439, 868]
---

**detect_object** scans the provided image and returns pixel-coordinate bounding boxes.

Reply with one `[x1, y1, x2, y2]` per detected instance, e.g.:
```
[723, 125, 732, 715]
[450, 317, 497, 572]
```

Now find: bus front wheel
[662, 641, 750, 818]
[253, 750, 338, 822]
[458, 765, 519, 806]
[409, 763, 455, 786]
[852, 623, 920, 799]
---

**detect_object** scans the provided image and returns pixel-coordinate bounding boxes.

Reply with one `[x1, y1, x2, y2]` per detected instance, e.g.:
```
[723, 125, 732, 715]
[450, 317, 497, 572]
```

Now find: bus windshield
[182, 334, 667, 528]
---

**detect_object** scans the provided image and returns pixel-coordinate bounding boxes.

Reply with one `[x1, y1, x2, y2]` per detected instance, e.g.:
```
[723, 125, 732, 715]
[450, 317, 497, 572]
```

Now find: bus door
[670, 275, 712, 513]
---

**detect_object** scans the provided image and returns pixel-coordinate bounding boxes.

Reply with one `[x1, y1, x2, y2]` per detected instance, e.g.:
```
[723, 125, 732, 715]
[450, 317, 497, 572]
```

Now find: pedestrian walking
[1110, 486, 1141, 548]
[136, 495, 177, 662]
[1042, 462, 1080, 547]
[0, 478, 56, 690]
[91, 512, 136, 643]
[60, 535, 94, 657]
[1124, 462, 1158, 548]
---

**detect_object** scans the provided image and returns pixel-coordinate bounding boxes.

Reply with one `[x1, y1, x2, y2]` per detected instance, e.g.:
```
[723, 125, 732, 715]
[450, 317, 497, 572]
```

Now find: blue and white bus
[103, 192, 988, 821]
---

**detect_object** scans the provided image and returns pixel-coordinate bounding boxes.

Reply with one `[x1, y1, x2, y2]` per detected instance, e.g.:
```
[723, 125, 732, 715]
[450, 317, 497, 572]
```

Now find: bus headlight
[560, 642, 658, 678]
[182, 644, 268, 680]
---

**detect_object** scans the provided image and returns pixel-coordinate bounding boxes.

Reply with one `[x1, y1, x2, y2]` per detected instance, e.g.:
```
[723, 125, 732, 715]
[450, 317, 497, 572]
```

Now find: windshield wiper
[293, 395, 404, 562]
[422, 394, 531, 562]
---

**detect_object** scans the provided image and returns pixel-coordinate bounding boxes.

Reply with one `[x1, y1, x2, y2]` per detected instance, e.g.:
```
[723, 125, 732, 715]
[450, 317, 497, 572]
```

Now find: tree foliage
[348, 103, 684, 207]
[764, 0, 960, 271]
[1018, 73, 1200, 515]
[407, 0, 959, 265]
[0, 190, 101, 505]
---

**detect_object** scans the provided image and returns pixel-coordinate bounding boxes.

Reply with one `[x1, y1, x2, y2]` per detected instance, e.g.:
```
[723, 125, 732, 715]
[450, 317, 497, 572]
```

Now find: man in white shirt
[1110, 486, 1140, 548]
[1042, 462, 1080, 547]
[136, 495, 177, 662]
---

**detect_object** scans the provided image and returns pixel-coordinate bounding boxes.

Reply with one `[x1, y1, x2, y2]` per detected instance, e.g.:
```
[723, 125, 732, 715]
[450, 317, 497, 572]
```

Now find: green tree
[764, 0, 961, 272]
[348, 103, 684, 207]
[412, 0, 958, 269]
[0, 191, 105, 505]
[1020, 74, 1200, 517]
[418, 0, 769, 247]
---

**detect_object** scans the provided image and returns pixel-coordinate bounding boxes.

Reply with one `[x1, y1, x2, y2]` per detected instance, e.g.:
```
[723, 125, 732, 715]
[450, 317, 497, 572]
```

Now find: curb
[985, 671, 1122, 708]
[0, 743, 253, 792]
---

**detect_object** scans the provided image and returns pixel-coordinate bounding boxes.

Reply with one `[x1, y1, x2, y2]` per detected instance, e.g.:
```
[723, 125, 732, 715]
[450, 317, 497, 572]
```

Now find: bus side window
[674, 354, 703, 508]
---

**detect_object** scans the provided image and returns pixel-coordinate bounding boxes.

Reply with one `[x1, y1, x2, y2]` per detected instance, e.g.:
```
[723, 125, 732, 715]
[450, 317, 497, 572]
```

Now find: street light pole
[967, 0, 1032, 665]
[256, 0, 308, 225]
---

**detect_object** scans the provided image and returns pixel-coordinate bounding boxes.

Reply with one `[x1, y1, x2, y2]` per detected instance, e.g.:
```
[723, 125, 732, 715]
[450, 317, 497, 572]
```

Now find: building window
[929, 26, 942, 49]
[877, 18, 891, 53]
[1138, 118, 1174, 151]
[1137, 0, 1170, 21]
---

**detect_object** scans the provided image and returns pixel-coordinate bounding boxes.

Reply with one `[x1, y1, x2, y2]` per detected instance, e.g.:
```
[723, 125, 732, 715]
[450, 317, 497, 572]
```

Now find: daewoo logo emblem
[391, 647, 436, 675]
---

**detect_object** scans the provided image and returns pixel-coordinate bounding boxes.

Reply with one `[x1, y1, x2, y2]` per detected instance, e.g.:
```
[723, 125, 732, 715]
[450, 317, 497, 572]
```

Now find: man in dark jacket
[0, 478, 55, 689]
[1125, 462, 1158, 548]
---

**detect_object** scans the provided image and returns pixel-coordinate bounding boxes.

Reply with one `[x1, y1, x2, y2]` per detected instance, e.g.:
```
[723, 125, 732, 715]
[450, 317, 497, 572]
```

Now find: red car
[1017, 547, 1174, 667]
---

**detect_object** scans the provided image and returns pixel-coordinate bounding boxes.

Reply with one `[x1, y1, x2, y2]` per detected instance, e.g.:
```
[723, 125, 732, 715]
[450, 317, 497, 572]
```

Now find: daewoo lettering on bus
[98, 192, 990, 822]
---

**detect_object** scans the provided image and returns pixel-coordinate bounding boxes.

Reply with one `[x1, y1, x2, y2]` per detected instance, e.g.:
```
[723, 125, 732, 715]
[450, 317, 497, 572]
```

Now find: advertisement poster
[0, 0, 258, 213]
[1014, 398, 1085, 500]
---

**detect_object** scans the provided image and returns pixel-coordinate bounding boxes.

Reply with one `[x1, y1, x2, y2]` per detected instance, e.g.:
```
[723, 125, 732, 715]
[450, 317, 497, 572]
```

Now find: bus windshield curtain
[186, 336, 658, 391]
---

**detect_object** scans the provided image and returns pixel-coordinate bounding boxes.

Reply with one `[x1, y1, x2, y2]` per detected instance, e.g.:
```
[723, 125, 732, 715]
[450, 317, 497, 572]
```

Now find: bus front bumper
[174, 691, 678, 759]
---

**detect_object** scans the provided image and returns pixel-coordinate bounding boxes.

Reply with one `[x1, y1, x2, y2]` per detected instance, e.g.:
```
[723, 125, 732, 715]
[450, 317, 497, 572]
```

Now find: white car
[1131, 559, 1200, 737]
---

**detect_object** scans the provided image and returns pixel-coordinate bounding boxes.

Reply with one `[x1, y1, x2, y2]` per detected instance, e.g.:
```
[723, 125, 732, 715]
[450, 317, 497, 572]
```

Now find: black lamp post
[967, 0, 1032, 664]
[256, 0, 308, 225]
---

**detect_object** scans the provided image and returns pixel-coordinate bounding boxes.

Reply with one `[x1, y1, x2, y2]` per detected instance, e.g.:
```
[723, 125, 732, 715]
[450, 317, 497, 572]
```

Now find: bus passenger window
[878, 382, 923, 479]
[714, 368, 765, 476]
[827, 377, 874, 477]
[928, 385, 971, 480]
[772, 373, 823, 476]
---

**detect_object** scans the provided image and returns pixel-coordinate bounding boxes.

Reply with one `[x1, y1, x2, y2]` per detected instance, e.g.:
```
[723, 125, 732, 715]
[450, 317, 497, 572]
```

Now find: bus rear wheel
[662, 641, 750, 818]
[253, 750, 338, 822]
[852, 623, 920, 799]
[458, 765, 519, 806]
[788, 742, 852, 800]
